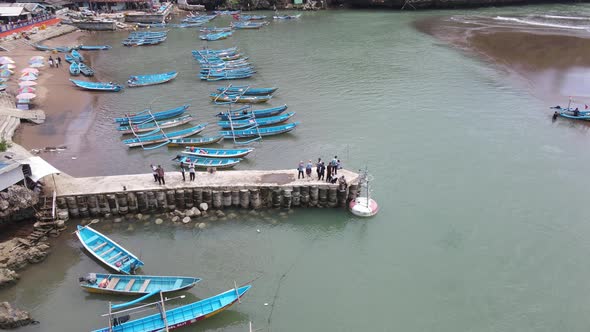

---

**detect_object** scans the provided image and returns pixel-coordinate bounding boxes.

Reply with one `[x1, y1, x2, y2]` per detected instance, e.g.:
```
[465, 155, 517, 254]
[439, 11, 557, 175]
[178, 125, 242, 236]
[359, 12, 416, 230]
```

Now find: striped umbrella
[0, 64, 15, 69]
[29, 56, 44, 61]
[19, 74, 37, 81]
[0, 57, 15, 64]
[29, 63, 44, 68]
[16, 93, 36, 100]
[21, 68, 39, 74]
[18, 87, 36, 94]
[18, 81, 37, 87]
[0, 69, 12, 77]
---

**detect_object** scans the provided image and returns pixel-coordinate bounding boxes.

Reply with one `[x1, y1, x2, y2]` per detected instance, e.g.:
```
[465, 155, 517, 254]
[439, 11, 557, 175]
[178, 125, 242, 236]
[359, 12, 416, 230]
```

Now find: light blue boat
[114, 104, 190, 124]
[181, 147, 254, 158]
[216, 104, 288, 120]
[123, 124, 207, 147]
[557, 111, 590, 120]
[127, 71, 177, 87]
[75, 225, 144, 274]
[69, 62, 80, 76]
[79, 63, 94, 77]
[199, 30, 233, 41]
[79, 273, 201, 295]
[71, 49, 84, 62]
[216, 85, 278, 96]
[65, 54, 76, 64]
[93, 286, 251, 332]
[70, 79, 122, 92]
[173, 155, 242, 168]
[219, 122, 299, 138]
[117, 115, 193, 134]
[78, 45, 112, 51]
[217, 112, 295, 129]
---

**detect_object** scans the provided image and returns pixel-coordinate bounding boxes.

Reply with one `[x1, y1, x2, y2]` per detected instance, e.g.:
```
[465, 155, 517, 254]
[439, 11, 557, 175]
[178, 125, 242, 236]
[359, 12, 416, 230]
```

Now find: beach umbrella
[0, 70, 12, 77]
[29, 63, 44, 68]
[21, 68, 39, 74]
[0, 57, 14, 65]
[29, 56, 44, 61]
[18, 81, 37, 87]
[16, 93, 36, 100]
[19, 74, 37, 81]
[20, 71, 37, 77]
[0, 64, 15, 69]
[18, 87, 36, 94]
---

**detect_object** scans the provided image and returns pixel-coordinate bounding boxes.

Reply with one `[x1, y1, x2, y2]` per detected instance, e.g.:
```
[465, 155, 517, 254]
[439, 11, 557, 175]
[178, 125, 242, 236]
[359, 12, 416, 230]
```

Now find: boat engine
[113, 315, 130, 326]
[78, 275, 97, 284]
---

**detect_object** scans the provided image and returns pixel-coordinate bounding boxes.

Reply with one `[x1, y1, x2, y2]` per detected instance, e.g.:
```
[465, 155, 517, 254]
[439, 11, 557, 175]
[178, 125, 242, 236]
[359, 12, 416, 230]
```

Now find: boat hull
[80, 274, 201, 295]
[167, 135, 224, 147]
[181, 147, 254, 158]
[118, 115, 193, 134]
[124, 125, 206, 147]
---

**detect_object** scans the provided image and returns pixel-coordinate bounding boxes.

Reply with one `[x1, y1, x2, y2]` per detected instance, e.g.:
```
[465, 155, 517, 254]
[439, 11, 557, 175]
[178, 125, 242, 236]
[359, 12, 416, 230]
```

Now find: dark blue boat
[79, 63, 94, 77]
[114, 104, 190, 124]
[216, 85, 278, 96]
[216, 104, 288, 120]
[217, 112, 295, 129]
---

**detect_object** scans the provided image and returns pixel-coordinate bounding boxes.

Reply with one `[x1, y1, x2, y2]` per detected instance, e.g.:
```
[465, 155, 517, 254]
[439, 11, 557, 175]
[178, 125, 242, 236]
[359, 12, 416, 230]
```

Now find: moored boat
[167, 135, 224, 147]
[217, 112, 295, 129]
[219, 122, 299, 138]
[70, 79, 122, 92]
[122, 124, 207, 148]
[181, 147, 254, 158]
[117, 115, 193, 134]
[216, 85, 278, 96]
[75, 225, 144, 274]
[349, 168, 379, 217]
[71, 49, 84, 62]
[172, 155, 242, 168]
[69, 62, 80, 76]
[65, 54, 76, 64]
[114, 104, 190, 124]
[79, 273, 201, 295]
[92, 286, 251, 332]
[199, 30, 233, 41]
[79, 63, 95, 77]
[216, 104, 288, 120]
[79, 45, 112, 50]
[127, 71, 177, 87]
[273, 14, 302, 20]
[210, 93, 271, 103]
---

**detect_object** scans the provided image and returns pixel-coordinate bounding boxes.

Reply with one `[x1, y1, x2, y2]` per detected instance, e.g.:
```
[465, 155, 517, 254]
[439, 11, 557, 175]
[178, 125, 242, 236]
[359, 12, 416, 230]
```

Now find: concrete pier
[47, 169, 360, 220]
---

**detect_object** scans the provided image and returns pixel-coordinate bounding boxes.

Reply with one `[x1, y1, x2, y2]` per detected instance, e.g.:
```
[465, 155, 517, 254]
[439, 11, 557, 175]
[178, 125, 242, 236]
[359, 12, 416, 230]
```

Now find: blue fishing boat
[231, 21, 268, 29]
[220, 122, 299, 138]
[65, 54, 76, 64]
[70, 79, 122, 92]
[92, 285, 251, 332]
[117, 115, 193, 134]
[79, 63, 95, 77]
[200, 72, 253, 81]
[32, 43, 54, 51]
[214, 10, 240, 15]
[173, 155, 242, 168]
[216, 104, 288, 120]
[237, 15, 267, 20]
[114, 104, 190, 124]
[199, 30, 233, 41]
[216, 85, 277, 96]
[193, 46, 238, 54]
[273, 14, 302, 20]
[127, 71, 177, 87]
[123, 124, 207, 148]
[167, 135, 224, 147]
[199, 26, 233, 33]
[210, 93, 270, 103]
[217, 112, 295, 129]
[556, 111, 590, 120]
[181, 147, 254, 158]
[75, 225, 144, 274]
[69, 62, 80, 76]
[71, 49, 84, 62]
[54, 46, 73, 53]
[79, 273, 201, 295]
[78, 45, 112, 50]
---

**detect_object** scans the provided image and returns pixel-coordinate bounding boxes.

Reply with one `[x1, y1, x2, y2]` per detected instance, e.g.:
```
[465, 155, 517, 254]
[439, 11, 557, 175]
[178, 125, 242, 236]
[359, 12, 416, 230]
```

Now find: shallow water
[6, 6, 590, 332]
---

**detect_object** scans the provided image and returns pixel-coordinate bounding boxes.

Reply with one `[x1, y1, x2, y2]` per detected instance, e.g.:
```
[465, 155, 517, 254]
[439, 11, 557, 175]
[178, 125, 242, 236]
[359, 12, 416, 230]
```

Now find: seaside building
[0, 153, 60, 192]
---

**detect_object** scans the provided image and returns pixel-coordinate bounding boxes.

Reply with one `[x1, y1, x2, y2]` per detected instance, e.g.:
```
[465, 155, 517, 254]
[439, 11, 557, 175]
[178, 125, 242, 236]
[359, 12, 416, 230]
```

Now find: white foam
[542, 14, 590, 21]
[494, 16, 588, 30]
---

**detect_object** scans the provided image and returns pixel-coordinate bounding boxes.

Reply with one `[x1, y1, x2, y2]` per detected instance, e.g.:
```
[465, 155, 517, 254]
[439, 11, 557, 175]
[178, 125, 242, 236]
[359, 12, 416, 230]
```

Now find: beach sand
[415, 15, 590, 105]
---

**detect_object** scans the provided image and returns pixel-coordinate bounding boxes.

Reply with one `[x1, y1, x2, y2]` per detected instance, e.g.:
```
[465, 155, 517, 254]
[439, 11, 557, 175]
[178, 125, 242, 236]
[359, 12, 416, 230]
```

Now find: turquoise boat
[123, 124, 207, 148]
[181, 147, 254, 158]
[127, 71, 177, 87]
[69, 62, 80, 76]
[71, 49, 84, 62]
[216, 85, 278, 96]
[70, 79, 122, 92]
[172, 155, 242, 168]
[117, 115, 193, 134]
[92, 286, 251, 332]
[216, 104, 288, 120]
[75, 225, 144, 274]
[79, 63, 94, 77]
[79, 45, 112, 50]
[219, 122, 299, 138]
[217, 112, 295, 129]
[167, 135, 224, 147]
[199, 30, 233, 41]
[65, 54, 76, 64]
[114, 104, 190, 124]
[79, 273, 201, 295]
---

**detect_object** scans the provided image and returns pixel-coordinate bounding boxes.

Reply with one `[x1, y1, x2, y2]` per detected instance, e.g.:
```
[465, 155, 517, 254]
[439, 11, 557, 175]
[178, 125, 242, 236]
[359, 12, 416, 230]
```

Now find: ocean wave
[542, 14, 590, 21]
[494, 16, 589, 30]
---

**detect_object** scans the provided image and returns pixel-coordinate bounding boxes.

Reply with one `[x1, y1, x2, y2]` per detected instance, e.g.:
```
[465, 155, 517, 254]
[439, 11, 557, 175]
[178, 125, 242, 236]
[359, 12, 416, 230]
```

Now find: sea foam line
[494, 16, 588, 30]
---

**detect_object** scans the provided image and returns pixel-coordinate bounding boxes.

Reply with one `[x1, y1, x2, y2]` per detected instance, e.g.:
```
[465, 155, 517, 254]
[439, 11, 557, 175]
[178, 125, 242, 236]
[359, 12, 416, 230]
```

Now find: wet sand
[415, 15, 590, 105]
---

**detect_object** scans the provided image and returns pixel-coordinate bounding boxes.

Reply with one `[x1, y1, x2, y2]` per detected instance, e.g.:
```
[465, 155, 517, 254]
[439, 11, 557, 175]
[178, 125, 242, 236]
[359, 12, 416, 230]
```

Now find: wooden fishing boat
[79, 273, 201, 295]
[173, 155, 242, 168]
[219, 122, 299, 138]
[556, 111, 590, 121]
[70, 79, 122, 92]
[199, 26, 233, 33]
[114, 105, 190, 124]
[32, 43, 54, 51]
[117, 115, 193, 134]
[92, 286, 251, 332]
[216, 104, 288, 120]
[79, 63, 95, 77]
[199, 31, 233, 41]
[79, 45, 112, 51]
[64, 54, 76, 64]
[127, 71, 177, 87]
[181, 147, 254, 158]
[71, 49, 84, 62]
[231, 21, 268, 29]
[210, 93, 270, 103]
[122, 124, 207, 148]
[200, 72, 253, 81]
[55, 46, 73, 53]
[273, 14, 302, 20]
[75, 225, 144, 274]
[217, 112, 295, 129]
[167, 135, 224, 147]
[69, 62, 80, 76]
[237, 15, 267, 20]
[216, 86, 277, 96]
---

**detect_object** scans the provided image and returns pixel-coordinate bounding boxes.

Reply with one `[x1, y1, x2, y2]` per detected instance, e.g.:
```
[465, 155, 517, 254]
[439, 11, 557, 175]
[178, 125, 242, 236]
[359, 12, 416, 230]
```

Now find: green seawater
[6, 5, 590, 331]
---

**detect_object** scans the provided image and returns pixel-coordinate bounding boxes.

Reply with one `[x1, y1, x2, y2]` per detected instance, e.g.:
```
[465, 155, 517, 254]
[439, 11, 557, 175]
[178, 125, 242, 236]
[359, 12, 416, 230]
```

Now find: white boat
[349, 168, 379, 217]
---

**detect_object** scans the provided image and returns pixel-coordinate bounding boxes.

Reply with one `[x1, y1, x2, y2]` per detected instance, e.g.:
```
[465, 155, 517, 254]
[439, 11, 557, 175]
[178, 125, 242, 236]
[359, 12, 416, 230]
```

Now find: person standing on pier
[180, 161, 186, 181]
[331, 156, 338, 175]
[297, 161, 304, 179]
[318, 161, 325, 180]
[156, 165, 165, 185]
[316, 158, 322, 179]
[326, 163, 333, 183]
[48, 56, 54, 68]
[189, 162, 195, 181]
[150, 164, 158, 182]
[306, 160, 313, 179]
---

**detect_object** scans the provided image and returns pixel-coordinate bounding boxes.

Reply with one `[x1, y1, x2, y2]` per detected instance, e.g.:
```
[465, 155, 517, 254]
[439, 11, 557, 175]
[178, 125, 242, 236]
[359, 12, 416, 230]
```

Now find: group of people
[48, 56, 62, 68]
[297, 156, 342, 183]
[179, 162, 197, 181]
[150, 164, 166, 185]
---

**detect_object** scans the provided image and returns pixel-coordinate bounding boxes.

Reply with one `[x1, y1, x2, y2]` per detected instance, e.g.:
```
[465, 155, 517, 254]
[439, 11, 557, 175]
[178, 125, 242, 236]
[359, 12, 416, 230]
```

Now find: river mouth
[415, 13, 590, 105]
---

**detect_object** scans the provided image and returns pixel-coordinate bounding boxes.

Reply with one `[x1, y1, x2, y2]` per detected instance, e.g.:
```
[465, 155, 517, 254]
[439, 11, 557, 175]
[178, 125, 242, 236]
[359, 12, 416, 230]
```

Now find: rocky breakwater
[0, 185, 39, 224]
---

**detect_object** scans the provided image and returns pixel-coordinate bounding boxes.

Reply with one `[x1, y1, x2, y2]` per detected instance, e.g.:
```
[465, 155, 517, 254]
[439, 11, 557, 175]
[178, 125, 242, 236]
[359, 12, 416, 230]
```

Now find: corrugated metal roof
[0, 7, 25, 17]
